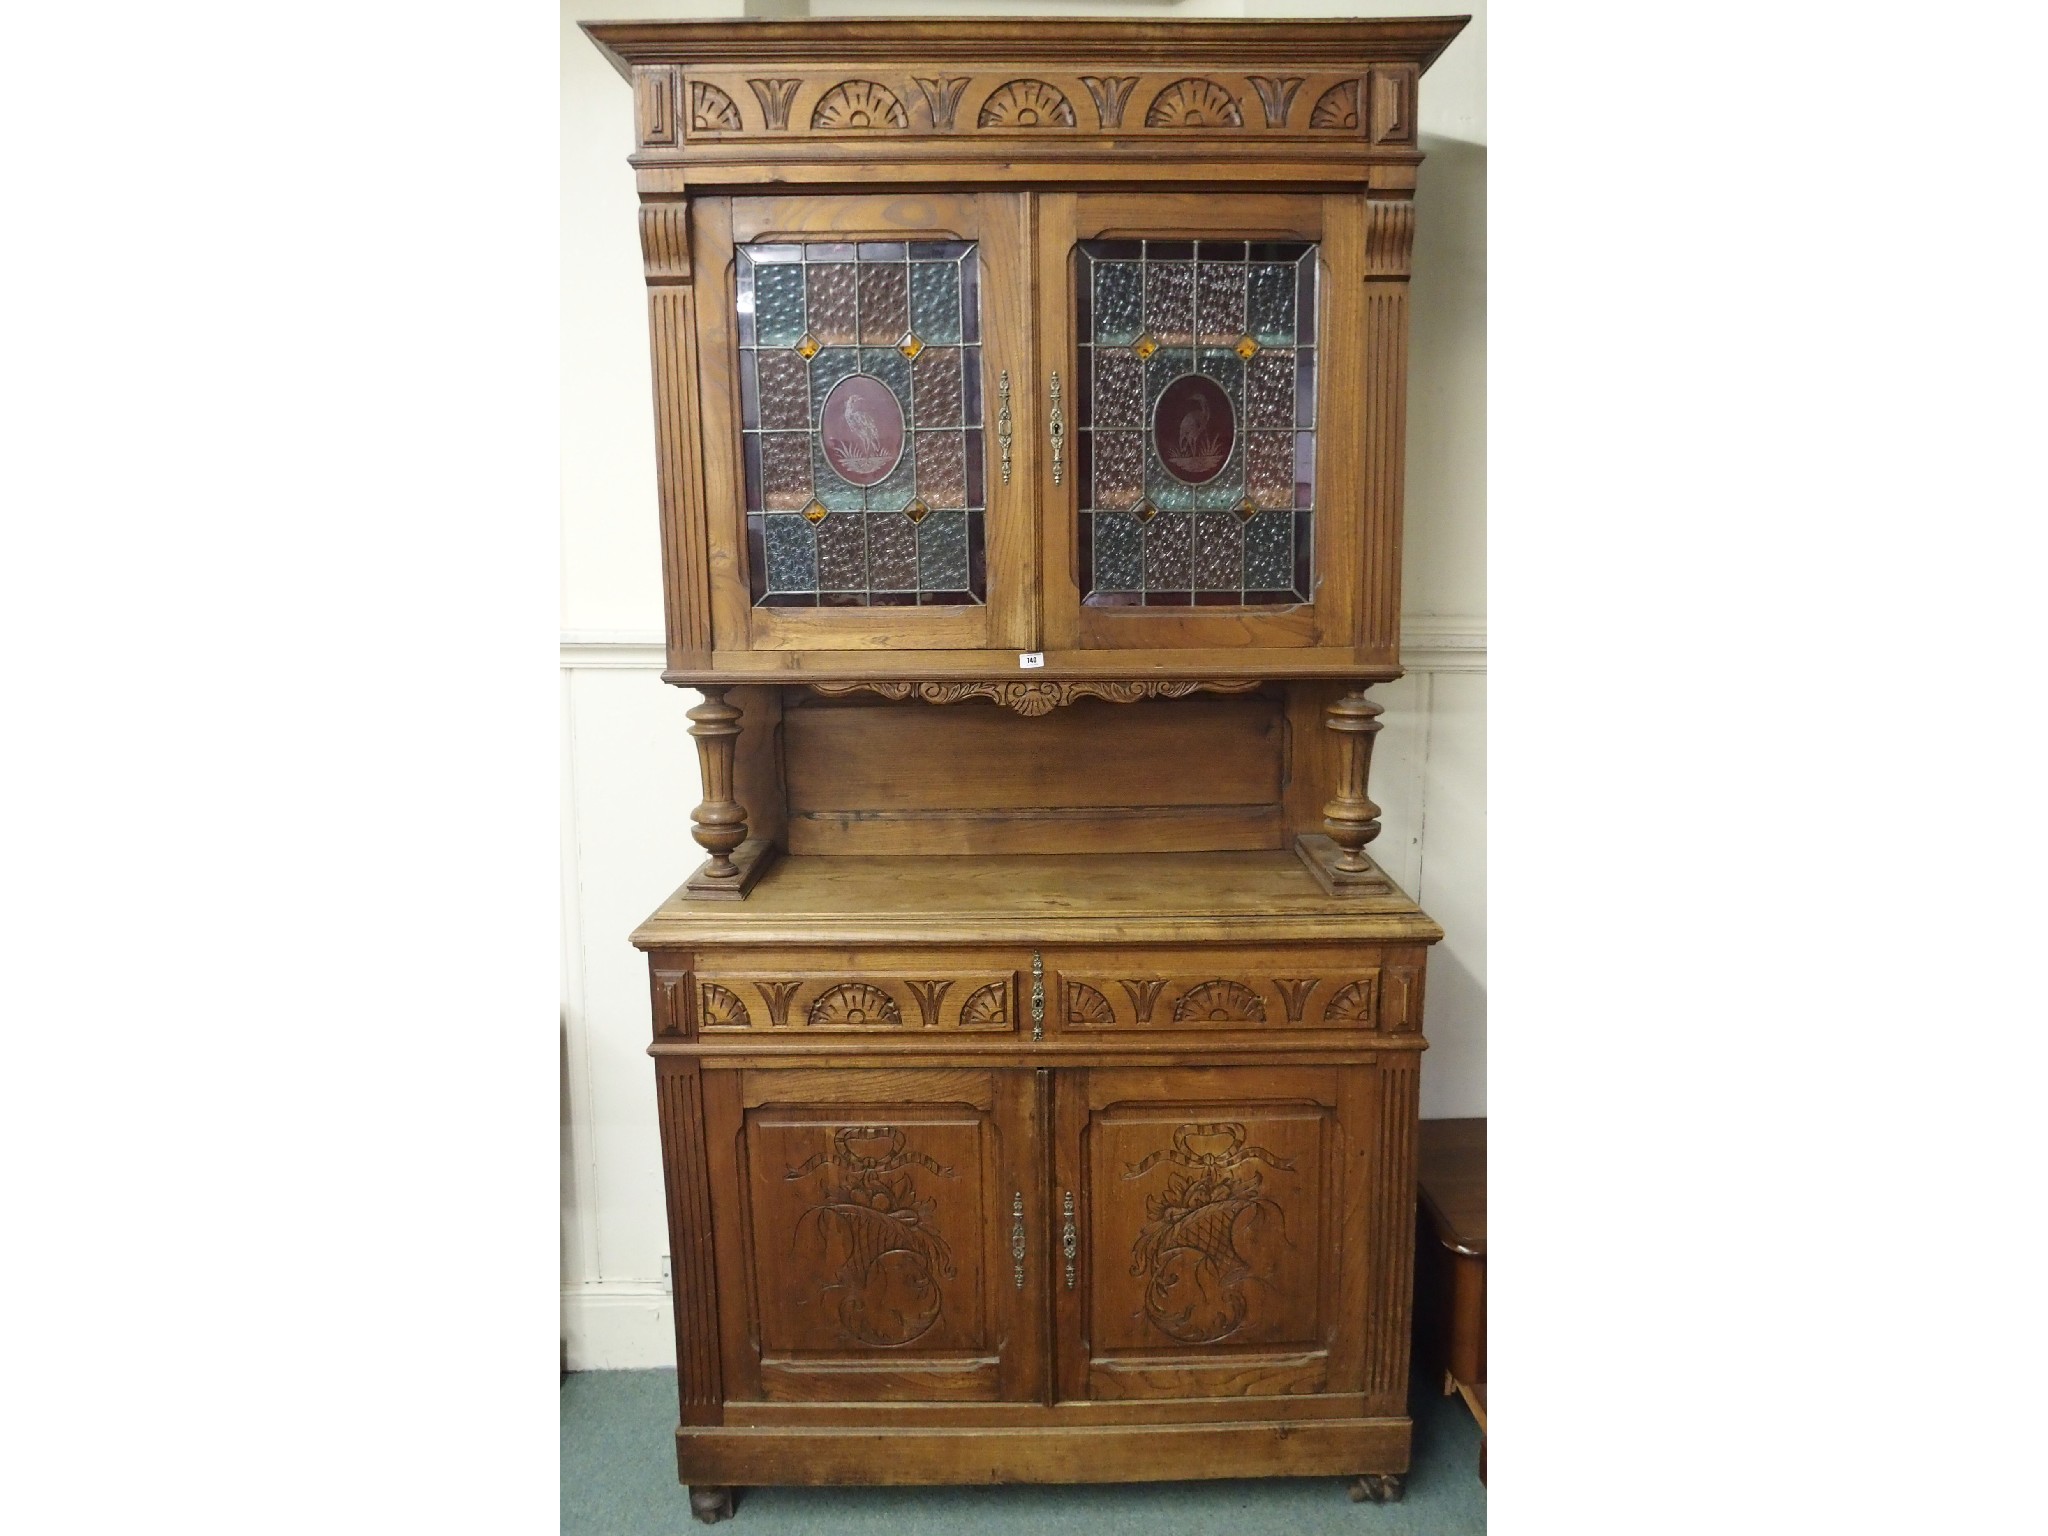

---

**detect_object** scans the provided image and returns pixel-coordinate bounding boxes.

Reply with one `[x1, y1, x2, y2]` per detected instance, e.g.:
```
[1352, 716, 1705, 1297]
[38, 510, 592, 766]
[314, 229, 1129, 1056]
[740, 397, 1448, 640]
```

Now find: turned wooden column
[1322, 688, 1385, 871]
[683, 686, 773, 899]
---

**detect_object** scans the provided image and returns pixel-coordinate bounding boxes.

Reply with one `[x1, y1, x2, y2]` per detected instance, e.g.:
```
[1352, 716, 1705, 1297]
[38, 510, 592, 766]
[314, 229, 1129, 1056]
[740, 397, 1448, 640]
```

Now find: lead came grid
[738, 241, 986, 607]
[1075, 240, 1318, 607]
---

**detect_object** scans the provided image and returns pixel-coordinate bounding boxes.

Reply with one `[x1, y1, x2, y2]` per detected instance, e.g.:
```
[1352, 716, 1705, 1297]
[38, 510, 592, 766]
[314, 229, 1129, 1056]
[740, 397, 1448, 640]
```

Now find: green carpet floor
[562, 1371, 1485, 1534]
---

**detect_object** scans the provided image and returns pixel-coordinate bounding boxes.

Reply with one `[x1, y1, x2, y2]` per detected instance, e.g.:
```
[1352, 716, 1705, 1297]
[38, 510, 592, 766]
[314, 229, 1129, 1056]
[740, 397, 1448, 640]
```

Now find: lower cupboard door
[700, 1065, 1045, 1404]
[1053, 1065, 1379, 1404]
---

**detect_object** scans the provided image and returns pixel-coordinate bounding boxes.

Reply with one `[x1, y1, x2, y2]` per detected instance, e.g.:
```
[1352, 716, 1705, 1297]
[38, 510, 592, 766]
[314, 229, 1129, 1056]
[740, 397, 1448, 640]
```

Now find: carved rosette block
[684, 687, 775, 899]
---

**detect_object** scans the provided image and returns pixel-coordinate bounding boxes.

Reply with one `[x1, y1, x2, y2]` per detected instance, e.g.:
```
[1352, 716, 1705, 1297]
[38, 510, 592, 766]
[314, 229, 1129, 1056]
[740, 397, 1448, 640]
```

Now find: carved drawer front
[1046, 945, 1428, 1034]
[692, 947, 1021, 1034]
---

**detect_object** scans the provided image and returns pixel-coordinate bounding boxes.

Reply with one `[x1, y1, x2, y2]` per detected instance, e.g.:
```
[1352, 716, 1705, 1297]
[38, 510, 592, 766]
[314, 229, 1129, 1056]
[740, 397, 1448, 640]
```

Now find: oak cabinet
[589, 13, 1470, 1521]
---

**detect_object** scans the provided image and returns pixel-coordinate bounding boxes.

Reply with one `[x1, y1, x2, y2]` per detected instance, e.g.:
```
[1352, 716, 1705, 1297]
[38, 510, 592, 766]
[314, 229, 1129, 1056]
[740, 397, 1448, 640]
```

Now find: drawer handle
[1012, 1191, 1026, 1288]
[1062, 1190, 1078, 1290]
[996, 370, 1013, 485]
[1048, 371, 1065, 486]
[1030, 951, 1044, 1041]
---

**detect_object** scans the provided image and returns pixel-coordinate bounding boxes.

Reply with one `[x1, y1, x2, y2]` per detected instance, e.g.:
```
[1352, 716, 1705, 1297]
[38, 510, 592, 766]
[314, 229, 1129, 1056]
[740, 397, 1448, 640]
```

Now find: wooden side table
[1418, 1117, 1486, 1480]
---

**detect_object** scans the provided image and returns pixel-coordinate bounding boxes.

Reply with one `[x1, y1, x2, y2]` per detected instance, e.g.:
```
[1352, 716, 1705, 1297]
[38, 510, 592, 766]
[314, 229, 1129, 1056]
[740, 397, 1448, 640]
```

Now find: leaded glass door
[1039, 193, 1365, 653]
[696, 195, 1036, 654]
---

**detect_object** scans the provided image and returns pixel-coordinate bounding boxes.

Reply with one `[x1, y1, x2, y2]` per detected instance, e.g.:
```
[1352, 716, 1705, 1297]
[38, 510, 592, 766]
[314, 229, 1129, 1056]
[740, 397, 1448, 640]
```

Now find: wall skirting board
[557, 618, 1488, 674]
[562, 1283, 676, 1371]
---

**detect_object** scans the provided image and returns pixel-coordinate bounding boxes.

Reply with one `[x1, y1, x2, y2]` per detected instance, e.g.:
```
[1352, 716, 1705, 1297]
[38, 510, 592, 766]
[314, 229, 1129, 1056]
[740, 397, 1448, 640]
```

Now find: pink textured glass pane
[1153, 374, 1235, 485]
[916, 430, 966, 508]
[756, 348, 809, 430]
[1092, 431, 1142, 509]
[1196, 261, 1246, 343]
[762, 432, 813, 509]
[1094, 351, 1143, 428]
[911, 346, 963, 427]
[807, 262, 858, 343]
[1247, 431, 1293, 510]
[858, 262, 908, 343]
[1245, 350, 1294, 430]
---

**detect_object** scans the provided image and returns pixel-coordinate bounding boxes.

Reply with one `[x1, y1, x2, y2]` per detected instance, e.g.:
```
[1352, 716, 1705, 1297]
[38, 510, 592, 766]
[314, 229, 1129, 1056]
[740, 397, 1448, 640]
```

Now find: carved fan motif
[689, 81, 741, 132]
[699, 982, 751, 1029]
[1065, 981, 1115, 1024]
[1310, 80, 1361, 130]
[808, 983, 903, 1027]
[1145, 78, 1244, 129]
[1324, 979, 1378, 1023]
[960, 981, 1011, 1027]
[811, 79, 908, 130]
[1173, 980, 1266, 1023]
[978, 79, 1076, 128]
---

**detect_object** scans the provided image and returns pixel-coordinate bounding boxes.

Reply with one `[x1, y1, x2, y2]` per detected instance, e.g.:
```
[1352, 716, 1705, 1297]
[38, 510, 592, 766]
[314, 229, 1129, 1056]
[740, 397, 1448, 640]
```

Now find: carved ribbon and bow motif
[785, 1126, 957, 1348]
[1122, 1122, 1294, 1344]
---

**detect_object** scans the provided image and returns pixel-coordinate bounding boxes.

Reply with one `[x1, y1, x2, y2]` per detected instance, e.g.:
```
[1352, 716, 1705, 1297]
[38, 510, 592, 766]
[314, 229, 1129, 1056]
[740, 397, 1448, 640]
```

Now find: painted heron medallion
[1153, 373, 1235, 484]
[819, 373, 906, 487]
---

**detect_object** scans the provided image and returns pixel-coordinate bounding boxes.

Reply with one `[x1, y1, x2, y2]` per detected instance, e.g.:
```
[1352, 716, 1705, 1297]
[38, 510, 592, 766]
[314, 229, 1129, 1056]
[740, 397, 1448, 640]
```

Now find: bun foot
[689, 1485, 735, 1523]
[1348, 1473, 1405, 1504]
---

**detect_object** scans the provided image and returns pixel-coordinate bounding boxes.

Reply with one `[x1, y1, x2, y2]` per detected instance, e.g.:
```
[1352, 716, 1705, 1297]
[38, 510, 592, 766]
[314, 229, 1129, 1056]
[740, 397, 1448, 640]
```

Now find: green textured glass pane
[815, 505, 868, 591]
[753, 263, 807, 347]
[1193, 512, 1243, 592]
[1142, 511, 1193, 591]
[857, 347, 912, 406]
[917, 509, 969, 591]
[808, 347, 861, 412]
[1092, 262, 1143, 345]
[1094, 350, 1143, 428]
[910, 262, 962, 344]
[1092, 511, 1141, 593]
[763, 514, 817, 592]
[864, 434, 916, 511]
[868, 512, 918, 590]
[809, 436, 865, 511]
[1247, 263, 1298, 343]
[1243, 509, 1293, 591]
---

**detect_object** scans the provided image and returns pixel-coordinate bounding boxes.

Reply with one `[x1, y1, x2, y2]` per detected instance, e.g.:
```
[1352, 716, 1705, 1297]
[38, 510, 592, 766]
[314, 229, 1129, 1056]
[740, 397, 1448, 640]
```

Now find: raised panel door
[701, 1066, 1045, 1404]
[1052, 1064, 1376, 1403]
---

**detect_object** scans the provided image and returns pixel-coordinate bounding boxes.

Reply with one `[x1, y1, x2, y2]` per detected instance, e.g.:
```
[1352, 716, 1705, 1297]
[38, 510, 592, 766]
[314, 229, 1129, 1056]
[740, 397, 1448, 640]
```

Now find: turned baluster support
[683, 686, 774, 900]
[1294, 684, 1394, 896]
[1322, 687, 1385, 871]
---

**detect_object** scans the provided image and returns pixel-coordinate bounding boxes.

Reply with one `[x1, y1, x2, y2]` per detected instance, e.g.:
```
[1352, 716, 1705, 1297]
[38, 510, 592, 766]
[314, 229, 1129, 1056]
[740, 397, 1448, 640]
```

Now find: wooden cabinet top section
[583, 16, 1470, 189]
[632, 850, 1443, 948]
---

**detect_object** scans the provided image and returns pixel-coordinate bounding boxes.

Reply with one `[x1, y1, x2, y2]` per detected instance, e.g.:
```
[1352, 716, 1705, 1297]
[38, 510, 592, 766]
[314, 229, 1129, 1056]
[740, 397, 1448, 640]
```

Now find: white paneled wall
[560, 0, 1485, 1368]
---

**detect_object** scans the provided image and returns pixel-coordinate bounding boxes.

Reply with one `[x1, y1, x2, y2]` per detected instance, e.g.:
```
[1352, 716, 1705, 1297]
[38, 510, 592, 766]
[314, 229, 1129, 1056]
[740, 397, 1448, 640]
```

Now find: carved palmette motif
[1246, 75, 1305, 128]
[1122, 1123, 1295, 1344]
[1080, 74, 1139, 129]
[747, 77, 801, 131]
[785, 1126, 957, 1348]
[912, 75, 970, 131]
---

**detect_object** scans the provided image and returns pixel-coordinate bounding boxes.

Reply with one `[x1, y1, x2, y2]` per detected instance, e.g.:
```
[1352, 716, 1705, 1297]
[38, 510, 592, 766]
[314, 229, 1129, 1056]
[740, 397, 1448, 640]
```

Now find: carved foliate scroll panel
[807, 679, 1263, 715]
[641, 69, 1401, 148]
[693, 966, 1018, 1032]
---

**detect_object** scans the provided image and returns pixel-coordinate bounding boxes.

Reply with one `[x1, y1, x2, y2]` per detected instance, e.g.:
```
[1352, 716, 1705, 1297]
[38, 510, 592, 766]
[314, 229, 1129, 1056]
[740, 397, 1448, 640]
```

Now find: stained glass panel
[739, 240, 986, 606]
[1077, 239, 1317, 605]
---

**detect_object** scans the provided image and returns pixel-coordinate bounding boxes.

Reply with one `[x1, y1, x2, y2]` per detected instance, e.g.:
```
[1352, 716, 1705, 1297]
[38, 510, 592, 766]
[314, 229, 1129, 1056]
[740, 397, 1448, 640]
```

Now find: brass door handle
[1012, 1191, 1026, 1288]
[1062, 1190, 1078, 1290]
[996, 370, 1013, 485]
[1048, 371, 1065, 486]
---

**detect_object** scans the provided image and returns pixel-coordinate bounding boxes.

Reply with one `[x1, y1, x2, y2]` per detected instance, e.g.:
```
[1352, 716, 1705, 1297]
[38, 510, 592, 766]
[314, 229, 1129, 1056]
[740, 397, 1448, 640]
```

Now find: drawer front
[690, 947, 1023, 1035]
[1046, 945, 1427, 1034]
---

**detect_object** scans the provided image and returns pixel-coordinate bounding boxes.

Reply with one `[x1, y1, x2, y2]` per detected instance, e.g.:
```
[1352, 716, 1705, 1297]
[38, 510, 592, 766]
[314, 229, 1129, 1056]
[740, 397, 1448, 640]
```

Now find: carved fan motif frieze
[811, 79, 908, 130]
[1324, 978, 1378, 1023]
[1173, 980, 1267, 1023]
[689, 80, 741, 133]
[977, 79, 1075, 129]
[1145, 78, 1244, 129]
[1310, 79, 1361, 130]
[699, 981, 751, 1029]
[1065, 981, 1115, 1025]
[807, 982, 903, 1027]
[959, 980, 1011, 1028]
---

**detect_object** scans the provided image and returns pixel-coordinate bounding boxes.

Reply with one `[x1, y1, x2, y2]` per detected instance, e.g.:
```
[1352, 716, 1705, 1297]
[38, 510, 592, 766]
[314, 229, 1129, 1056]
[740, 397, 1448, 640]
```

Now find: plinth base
[682, 839, 778, 901]
[1293, 834, 1395, 897]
